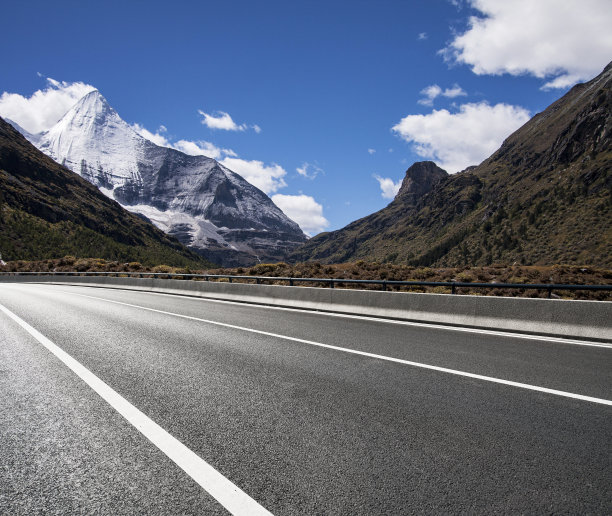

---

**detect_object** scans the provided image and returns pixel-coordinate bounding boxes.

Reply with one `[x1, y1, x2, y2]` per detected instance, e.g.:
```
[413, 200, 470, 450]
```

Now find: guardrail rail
[1, 271, 611, 298]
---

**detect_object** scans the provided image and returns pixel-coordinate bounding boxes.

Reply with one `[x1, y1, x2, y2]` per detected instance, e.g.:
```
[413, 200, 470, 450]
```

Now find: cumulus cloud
[252, 124, 262, 134]
[174, 140, 237, 159]
[131, 123, 172, 147]
[271, 194, 329, 236]
[296, 162, 324, 180]
[367, 148, 376, 155]
[443, 0, 612, 88]
[392, 101, 530, 173]
[0, 77, 96, 134]
[374, 175, 402, 200]
[442, 84, 467, 98]
[198, 109, 249, 131]
[132, 123, 237, 160]
[418, 84, 466, 106]
[220, 157, 288, 194]
[418, 85, 442, 106]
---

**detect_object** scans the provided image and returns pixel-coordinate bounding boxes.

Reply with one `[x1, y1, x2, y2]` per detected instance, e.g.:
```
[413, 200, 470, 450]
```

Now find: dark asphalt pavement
[0, 283, 610, 514]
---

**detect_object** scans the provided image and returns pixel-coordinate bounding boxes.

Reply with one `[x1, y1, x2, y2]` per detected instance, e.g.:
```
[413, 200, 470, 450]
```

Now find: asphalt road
[0, 283, 610, 515]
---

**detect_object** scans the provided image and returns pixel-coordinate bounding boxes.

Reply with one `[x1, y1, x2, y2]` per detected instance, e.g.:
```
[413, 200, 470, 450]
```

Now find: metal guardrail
[1, 271, 611, 298]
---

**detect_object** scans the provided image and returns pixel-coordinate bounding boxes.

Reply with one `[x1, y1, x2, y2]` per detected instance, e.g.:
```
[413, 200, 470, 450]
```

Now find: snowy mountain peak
[49, 89, 138, 142]
[37, 90, 146, 184]
[73, 89, 108, 111]
[23, 90, 307, 266]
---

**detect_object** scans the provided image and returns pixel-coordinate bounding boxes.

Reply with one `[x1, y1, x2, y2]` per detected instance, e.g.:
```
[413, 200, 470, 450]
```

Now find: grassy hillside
[0, 117, 213, 268]
[290, 63, 612, 268]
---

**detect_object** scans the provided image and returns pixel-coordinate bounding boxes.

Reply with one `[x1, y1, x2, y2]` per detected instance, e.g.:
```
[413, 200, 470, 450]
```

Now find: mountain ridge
[17, 90, 307, 266]
[289, 62, 611, 267]
[0, 117, 211, 267]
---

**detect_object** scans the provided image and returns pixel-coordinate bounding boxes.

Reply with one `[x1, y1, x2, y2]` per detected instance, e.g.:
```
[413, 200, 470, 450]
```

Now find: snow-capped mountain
[18, 90, 307, 266]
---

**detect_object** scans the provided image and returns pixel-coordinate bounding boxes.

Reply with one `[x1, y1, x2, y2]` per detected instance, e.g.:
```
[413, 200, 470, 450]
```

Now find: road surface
[0, 283, 610, 514]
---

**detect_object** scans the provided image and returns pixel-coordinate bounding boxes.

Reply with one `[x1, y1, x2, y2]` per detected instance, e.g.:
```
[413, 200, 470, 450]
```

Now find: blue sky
[2, 0, 611, 235]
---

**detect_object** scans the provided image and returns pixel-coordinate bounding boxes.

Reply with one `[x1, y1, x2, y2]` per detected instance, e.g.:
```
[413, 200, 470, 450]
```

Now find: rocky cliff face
[396, 161, 448, 206]
[16, 91, 307, 266]
[290, 62, 612, 267]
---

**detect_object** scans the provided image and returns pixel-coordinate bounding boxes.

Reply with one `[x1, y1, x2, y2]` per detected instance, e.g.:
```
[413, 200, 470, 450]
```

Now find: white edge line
[0, 302, 273, 516]
[46, 289, 612, 407]
[26, 283, 612, 349]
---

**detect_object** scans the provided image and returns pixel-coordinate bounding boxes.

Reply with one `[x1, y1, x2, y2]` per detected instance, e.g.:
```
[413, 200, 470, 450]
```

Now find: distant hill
[0, 117, 212, 267]
[290, 62, 612, 267]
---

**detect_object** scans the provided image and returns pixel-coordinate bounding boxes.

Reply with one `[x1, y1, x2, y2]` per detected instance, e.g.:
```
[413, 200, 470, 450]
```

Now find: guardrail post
[228, 277, 232, 283]
[289, 278, 294, 286]
[451, 283, 456, 295]
[330, 280, 334, 289]
[547, 286, 552, 298]
[382, 281, 387, 291]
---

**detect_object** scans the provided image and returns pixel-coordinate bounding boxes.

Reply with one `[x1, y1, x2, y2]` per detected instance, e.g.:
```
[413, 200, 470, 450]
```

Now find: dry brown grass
[2, 257, 611, 300]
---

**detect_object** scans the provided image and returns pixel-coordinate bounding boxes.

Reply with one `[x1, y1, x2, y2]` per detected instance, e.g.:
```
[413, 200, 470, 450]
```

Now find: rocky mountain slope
[290, 62, 611, 267]
[13, 91, 306, 266]
[0, 117, 210, 267]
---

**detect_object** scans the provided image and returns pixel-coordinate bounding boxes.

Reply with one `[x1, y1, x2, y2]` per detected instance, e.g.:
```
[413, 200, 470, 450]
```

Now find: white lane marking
[26, 283, 612, 349]
[53, 290, 612, 406]
[0, 302, 273, 516]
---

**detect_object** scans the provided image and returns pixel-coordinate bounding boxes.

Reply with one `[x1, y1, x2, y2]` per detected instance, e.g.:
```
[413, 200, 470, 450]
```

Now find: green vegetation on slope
[0, 117, 213, 268]
[290, 63, 612, 268]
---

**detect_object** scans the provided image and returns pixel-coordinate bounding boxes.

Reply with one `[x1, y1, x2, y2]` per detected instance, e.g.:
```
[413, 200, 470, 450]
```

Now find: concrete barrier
[1, 275, 610, 341]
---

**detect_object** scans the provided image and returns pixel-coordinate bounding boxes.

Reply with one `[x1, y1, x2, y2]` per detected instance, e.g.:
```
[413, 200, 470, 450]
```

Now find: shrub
[59, 255, 76, 266]
[455, 271, 474, 282]
[152, 265, 172, 273]
[74, 258, 91, 272]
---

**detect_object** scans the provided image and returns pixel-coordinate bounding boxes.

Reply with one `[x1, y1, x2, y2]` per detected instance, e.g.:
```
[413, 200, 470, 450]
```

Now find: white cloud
[541, 74, 585, 91]
[296, 162, 324, 180]
[198, 109, 248, 131]
[418, 32, 428, 40]
[252, 124, 262, 134]
[442, 84, 467, 98]
[132, 123, 237, 160]
[418, 85, 442, 106]
[271, 194, 329, 236]
[418, 84, 466, 106]
[174, 139, 237, 159]
[221, 157, 288, 194]
[374, 175, 402, 200]
[443, 0, 612, 88]
[367, 148, 376, 155]
[392, 101, 530, 173]
[0, 77, 96, 133]
[131, 123, 172, 147]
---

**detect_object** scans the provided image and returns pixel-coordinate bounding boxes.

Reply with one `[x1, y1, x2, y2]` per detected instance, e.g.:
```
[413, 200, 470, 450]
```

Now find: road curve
[0, 283, 610, 514]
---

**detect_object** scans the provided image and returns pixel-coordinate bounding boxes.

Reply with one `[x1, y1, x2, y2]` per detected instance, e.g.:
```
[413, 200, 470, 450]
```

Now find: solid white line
[0, 302, 273, 516]
[30, 283, 612, 349]
[57, 290, 612, 406]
